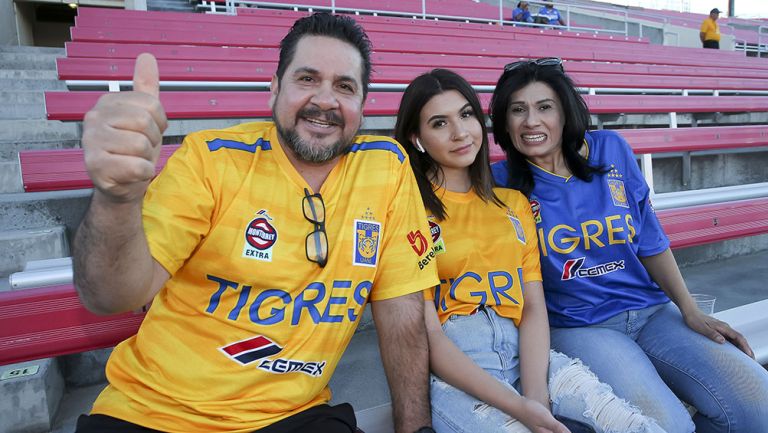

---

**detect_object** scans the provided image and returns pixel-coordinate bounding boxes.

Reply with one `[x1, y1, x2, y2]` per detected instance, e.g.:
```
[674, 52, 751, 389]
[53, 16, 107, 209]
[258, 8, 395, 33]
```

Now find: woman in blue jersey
[394, 68, 665, 433]
[489, 57, 768, 433]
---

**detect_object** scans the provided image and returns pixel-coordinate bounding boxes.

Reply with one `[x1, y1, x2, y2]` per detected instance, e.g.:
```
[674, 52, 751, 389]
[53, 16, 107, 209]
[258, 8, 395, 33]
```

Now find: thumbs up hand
[82, 53, 169, 204]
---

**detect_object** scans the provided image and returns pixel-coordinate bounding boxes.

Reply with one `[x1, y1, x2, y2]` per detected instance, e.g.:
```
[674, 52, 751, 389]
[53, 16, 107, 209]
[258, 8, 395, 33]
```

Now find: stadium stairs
[0, 4, 767, 433]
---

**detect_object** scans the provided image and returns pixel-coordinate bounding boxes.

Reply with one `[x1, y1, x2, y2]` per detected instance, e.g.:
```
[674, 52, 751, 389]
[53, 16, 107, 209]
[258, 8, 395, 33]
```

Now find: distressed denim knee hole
[549, 356, 666, 433]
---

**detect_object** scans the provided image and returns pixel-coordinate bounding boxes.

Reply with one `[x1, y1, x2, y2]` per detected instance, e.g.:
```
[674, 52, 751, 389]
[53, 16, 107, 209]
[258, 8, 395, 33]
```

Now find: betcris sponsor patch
[408, 230, 436, 270]
[243, 210, 277, 262]
[561, 257, 625, 280]
[353, 219, 381, 267]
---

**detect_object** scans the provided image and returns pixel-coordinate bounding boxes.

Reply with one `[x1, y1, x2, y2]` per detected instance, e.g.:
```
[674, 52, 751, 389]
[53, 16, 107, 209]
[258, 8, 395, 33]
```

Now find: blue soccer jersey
[493, 130, 670, 327]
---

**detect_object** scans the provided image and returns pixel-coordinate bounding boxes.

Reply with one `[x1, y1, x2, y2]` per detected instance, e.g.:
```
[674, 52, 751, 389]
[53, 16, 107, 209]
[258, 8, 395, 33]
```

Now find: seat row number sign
[1, 365, 40, 380]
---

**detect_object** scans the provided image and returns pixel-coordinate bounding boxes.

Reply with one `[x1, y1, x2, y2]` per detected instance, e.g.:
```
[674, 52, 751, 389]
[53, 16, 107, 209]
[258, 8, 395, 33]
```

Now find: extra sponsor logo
[428, 219, 446, 255]
[353, 219, 381, 267]
[529, 199, 542, 224]
[220, 335, 326, 377]
[243, 210, 277, 262]
[561, 257, 625, 280]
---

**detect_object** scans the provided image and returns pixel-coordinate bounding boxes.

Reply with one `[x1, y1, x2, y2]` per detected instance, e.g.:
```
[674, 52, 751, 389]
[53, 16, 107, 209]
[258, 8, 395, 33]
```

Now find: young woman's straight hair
[489, 61, 604, 197]
[395, 69, 503, 221]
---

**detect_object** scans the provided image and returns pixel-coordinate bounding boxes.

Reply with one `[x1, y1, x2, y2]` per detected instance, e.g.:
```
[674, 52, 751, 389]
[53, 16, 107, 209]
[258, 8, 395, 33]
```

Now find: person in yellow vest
[700, 8, 721, 49]
[72, 12, 439, 433]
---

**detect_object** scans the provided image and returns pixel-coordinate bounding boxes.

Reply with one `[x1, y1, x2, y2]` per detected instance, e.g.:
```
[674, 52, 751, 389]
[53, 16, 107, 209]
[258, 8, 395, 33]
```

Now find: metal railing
[206, 0, 768, 55]
[215, 0, 631, 37]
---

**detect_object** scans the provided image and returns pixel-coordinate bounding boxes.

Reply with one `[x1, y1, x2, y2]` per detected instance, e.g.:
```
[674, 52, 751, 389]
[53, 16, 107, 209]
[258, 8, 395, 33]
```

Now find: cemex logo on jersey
[221, 335, 282, 365]
[221, 335, 326, 377]
[561, 257, 625, 280]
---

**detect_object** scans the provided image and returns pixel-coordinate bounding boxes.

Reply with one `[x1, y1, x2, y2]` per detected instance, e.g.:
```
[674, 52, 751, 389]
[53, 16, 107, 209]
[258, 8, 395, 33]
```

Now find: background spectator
[537, 2, 566, 27]
[700, 8, 721, 49]
[512, 1, 534, 23]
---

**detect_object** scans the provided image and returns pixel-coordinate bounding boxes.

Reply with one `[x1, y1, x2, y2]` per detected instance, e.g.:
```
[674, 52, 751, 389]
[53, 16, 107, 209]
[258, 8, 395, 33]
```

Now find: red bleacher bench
[3, 196, 766, 366]
[57, 49, 768, 81]
[0, 284, 145, 366]
[660, 198, 768, 249]
[20, 125, 768, 192]
[43, 91, 768, 122]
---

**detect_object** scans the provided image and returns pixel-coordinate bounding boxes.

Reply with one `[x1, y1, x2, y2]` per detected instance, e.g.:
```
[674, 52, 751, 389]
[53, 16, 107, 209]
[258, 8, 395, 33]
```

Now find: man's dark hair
[276, 12, 373, 98]
[489, 61, 604, 196]
[395, 69, 503, 221]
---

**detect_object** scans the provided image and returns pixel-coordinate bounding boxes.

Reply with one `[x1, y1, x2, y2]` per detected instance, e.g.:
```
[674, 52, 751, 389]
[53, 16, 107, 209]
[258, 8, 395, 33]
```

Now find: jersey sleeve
[143, 135, 217, 275]
[613, 132, 670, 257]
[700, 20, 710, 33]
[369, 151, 440, 302]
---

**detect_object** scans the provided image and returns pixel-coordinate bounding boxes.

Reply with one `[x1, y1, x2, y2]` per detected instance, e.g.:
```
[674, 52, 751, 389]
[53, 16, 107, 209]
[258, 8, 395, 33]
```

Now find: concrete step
[0, 120, 80, 144]
[0, 359, 65, 433]
[0, 160, 22, 193]
[148, 0, 196, 12]
[1, 185, 89, 217]
[0, 46, 65, 55]
[0, 91, 47, 120]
[0, 69, 58, 80]
[148, 5, 197, 11]
[0, 139, 80, 162]
[60, 349, 112, 388]
[0, 78, 67, 91]
[0, 225, 69, 279]
[0, 53, 61, 71]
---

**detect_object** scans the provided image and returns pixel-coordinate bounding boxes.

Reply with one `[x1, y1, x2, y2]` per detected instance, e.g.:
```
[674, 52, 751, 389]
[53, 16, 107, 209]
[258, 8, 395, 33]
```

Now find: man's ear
[269, 74, 279, 107]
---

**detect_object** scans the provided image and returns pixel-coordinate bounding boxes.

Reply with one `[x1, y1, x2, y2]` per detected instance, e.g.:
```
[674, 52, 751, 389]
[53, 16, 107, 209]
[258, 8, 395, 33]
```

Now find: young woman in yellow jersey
[394, 69, 666, 433]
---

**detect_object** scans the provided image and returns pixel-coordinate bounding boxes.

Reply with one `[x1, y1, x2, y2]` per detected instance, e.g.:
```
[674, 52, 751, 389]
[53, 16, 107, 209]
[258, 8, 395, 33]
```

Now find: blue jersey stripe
[348, 141, 405, 163]
[207, 138, 272, 153]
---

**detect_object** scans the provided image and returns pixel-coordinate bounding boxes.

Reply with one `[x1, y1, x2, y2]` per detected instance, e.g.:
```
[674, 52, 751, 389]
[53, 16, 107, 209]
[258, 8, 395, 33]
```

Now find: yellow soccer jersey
[425, 187, 541, 326]
[700, 17, 721, 41]
[91, 122, 438, 432]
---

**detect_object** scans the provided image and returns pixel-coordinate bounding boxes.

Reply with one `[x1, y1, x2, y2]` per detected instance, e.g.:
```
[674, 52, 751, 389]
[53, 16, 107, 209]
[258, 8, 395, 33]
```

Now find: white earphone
[415, 138, 426, 153]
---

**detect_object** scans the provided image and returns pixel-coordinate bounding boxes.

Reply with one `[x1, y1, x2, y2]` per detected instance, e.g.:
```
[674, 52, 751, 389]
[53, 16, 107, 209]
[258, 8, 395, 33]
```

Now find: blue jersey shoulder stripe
[206, 138, 272, 153]
[348, 141, 405, 163]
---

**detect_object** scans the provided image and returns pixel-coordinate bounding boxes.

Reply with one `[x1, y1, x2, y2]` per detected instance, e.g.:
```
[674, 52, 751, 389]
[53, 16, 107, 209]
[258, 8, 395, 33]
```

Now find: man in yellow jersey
[700, 8, 721, 49]
[72, 13, 439, 433]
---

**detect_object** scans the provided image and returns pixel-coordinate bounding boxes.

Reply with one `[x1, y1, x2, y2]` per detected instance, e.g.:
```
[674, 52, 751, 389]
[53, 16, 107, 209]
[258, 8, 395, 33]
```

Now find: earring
[415, 138, 426, 153]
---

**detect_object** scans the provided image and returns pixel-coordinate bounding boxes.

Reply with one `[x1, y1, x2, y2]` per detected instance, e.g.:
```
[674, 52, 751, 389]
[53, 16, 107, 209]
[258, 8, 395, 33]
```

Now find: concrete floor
[48, 250, 768, 433]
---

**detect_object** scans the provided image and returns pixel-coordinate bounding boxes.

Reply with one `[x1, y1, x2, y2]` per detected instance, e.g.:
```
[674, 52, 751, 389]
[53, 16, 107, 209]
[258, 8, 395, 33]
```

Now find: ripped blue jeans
[551, 302, 768, 433]
[430, 307, 665, 433]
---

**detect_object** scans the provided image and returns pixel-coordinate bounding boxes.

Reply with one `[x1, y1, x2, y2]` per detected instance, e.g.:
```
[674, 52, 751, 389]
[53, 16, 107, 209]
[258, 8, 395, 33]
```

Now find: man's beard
[274, 107, 355, 164]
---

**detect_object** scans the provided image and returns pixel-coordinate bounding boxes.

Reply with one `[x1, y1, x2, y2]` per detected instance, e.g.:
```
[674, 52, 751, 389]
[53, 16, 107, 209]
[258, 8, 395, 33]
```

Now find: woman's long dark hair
[489, 61, 604, 196]
[395, 69, 503, 220]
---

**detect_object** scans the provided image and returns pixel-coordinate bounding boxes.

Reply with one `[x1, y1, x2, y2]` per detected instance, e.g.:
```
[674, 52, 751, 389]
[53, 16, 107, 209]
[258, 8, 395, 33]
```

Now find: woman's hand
[516, 397, 571, 433]
[683, 309, 754, 358]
